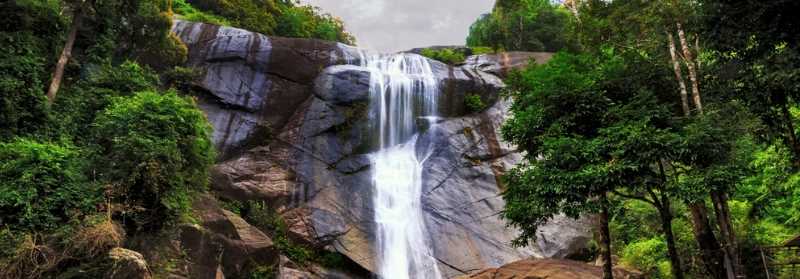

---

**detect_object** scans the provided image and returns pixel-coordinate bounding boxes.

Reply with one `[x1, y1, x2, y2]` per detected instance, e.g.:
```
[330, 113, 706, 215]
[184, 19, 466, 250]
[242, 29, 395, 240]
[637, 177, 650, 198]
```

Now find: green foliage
[469, 46, 494, 55]
[620, 237, 671, 278]
[501, 51, 622, 246]
[172, 0, 232, 26]
[163, 66, 201, 93]
[248, 265, 276, 279]
[0, 32, 51, 140]
[0, 0, 67, 140]
[237, 201, 314, 264]
[52, 61, 160, 143]
[92, 91, 214, 231]
[464, 93, 486, 113]
[466, 0, 577, 52]
[234, 200, 350, 268]
[420, 48, 466, 65]
[175, 0, 354, 44]
[0, 139, 100, 232]
[737, 143, 800, 229]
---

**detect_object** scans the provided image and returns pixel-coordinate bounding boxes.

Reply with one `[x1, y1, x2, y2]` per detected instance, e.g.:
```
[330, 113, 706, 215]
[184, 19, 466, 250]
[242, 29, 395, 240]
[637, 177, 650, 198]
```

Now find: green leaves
[174, 0, 354, 44]
[420, 48, 466, 65]
[466, 0, 577, 52]
[0, 139, 100, 232]
[92, 91, 214, 231]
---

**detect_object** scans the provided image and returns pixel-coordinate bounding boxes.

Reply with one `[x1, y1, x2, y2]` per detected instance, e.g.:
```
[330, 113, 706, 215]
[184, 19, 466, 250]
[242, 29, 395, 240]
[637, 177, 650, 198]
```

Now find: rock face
[462, 52, 554, 78]
[456, 259, 642, 279]
[179, 195, 278, 279]
[172, 20, 592, 278]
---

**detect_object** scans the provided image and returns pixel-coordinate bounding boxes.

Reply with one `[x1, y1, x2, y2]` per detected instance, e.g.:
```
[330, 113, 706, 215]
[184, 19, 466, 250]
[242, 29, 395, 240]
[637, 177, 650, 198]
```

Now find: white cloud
[299, 0, 495, 52]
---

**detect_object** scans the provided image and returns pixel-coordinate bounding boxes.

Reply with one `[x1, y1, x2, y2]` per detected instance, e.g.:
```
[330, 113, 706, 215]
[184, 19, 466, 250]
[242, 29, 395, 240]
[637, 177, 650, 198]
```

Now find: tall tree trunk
[711, 191, 745, 279]
[667, 31, 690, 117]
[689, 203, 727, 279]
[676, 22, 702, 113]
[656, 161, 684, 279]
[47, 5, 83, 105]
[565, 0, 581, 22]
[658, 201, 684, 279]
[599, 192, 614, 279]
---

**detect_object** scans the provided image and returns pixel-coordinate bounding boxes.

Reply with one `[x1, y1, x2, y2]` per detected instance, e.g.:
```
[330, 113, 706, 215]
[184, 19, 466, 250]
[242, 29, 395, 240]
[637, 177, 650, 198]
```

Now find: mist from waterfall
[349, 50, 443, 279]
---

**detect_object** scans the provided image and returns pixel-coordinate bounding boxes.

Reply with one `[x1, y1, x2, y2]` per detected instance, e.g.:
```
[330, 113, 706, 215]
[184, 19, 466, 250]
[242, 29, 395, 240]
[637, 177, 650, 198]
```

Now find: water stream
[353, 51, 444, 279]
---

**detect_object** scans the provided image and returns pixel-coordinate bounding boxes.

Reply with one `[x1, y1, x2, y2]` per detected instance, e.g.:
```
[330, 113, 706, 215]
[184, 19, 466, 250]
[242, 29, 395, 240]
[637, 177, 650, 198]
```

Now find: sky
[298, 0, 495, 53]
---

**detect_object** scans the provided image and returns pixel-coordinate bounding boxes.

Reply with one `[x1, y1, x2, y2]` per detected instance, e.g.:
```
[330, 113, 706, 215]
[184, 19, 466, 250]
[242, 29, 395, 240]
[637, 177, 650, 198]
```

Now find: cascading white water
[353, 51, 443, 279]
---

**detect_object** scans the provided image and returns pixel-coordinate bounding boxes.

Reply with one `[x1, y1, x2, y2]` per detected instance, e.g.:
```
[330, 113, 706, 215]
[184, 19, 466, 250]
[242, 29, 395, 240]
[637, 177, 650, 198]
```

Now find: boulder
[105, 248, 152, 279]
[456, 259, 642, 279]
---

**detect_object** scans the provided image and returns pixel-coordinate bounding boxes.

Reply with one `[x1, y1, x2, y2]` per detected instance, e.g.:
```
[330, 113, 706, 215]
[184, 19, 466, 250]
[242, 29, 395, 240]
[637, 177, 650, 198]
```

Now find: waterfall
[354, 51, 443, 279]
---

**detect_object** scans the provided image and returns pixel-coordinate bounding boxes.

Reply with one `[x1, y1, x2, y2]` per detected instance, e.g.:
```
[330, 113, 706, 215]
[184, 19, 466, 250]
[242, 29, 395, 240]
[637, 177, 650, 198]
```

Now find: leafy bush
[420, 48, 466, 65]
[0, 139, 100, 232]
[172, 0, 231, 26]
[464, 93, 486, 113]
[52, 61, 160, 143]
[163, 66, 201, 93]
[470, 46, 495, 55]
[93, 91, 214, 231]
[620, 237, 671, 278]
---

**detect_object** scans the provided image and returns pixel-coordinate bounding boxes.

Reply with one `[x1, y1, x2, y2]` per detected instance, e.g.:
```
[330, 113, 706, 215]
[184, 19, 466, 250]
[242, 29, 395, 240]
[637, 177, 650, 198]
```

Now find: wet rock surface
[172, 21, 592, 278]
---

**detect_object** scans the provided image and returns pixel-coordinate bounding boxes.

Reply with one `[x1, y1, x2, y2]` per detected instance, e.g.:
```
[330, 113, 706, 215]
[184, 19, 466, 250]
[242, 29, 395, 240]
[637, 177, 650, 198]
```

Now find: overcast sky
[298, 0, 495, 53]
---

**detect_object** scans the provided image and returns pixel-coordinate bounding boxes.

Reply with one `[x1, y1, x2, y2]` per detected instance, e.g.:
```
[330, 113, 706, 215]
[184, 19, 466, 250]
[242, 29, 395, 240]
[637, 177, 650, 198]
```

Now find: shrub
[93, 91, 214, 232]
[469, 46, 495, 55]
[163, 66, 201, 93]
[129, 3, 188, 69]
[0, 139, 100, 232]
[172, 0, 231, 26]
[52, 61, 160, 143]
[420, 48, 466, 65]
[620, 237, 671, 278]
[464, 93, 486, 113]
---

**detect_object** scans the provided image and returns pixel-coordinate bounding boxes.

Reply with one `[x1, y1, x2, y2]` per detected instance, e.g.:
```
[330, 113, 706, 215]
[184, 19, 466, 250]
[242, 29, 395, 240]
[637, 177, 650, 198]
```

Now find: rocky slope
[171, 20, 592, 278]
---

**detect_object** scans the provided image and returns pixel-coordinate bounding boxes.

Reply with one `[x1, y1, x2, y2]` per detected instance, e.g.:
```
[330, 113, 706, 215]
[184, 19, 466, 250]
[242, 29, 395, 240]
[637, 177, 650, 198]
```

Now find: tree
[502, 52, 619, 279]
[575, 1, 747, 277]
[46, 0, 91, 105]
[466, 0, 577, 52]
